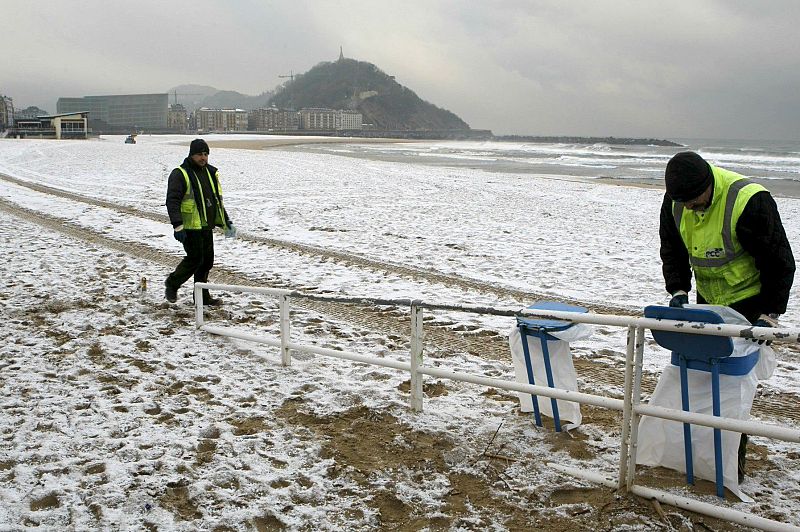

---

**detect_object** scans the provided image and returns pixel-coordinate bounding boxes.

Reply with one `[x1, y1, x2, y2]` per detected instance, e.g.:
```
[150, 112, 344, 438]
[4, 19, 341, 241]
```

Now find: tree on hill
[268, 58, 469, 130]
[14, 106, 50, 119]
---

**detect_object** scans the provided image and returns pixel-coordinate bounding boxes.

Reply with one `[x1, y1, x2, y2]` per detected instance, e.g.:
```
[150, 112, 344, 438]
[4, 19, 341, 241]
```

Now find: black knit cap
[664, 151, 713, 201]
[189, 138, 210, 156]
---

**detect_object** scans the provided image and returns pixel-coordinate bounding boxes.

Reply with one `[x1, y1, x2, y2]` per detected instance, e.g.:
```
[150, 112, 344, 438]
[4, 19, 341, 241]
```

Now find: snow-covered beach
[1, 135, 799, 530]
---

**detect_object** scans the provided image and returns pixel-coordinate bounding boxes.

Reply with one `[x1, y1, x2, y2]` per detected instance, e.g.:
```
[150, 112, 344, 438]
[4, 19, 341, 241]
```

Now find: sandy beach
[1, 135, 799, 530]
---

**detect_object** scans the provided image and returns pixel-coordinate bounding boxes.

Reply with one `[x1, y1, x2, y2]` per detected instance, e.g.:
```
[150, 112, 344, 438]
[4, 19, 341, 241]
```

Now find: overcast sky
[5, 0, 800, 140]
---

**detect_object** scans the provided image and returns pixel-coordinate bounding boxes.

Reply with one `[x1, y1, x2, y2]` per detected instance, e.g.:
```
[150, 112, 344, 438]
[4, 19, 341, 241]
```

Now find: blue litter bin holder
[509, 301, 590, 432]
[635, 304, 773, 501]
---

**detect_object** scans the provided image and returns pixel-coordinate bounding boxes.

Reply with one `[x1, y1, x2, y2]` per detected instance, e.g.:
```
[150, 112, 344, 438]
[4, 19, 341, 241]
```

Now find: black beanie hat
[664, 151, 713, 201]
[189, 138, 210, 156]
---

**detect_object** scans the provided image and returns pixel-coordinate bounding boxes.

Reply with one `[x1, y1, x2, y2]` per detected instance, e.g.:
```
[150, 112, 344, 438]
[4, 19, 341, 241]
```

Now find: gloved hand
[751, 314, 778, 345]
[669, 291, 689, 308]
[224, 224, 238, 239]
[173, 226, 187, 243]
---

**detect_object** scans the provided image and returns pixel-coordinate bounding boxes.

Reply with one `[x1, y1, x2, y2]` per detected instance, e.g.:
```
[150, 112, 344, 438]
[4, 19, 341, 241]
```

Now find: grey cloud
[4, 0, 800, 139]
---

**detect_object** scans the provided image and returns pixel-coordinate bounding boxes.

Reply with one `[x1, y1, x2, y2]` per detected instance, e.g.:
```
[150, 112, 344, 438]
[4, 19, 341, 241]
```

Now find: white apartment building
[249, 107, 300, 131]
[299, 107, 336, 131]
[195, 108, 248, 132]
[299, 108, 363, 131]
[337, 110, 363, 131]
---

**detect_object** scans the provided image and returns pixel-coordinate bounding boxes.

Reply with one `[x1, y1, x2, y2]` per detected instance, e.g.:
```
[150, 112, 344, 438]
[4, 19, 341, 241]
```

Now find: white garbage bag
[508, 322, 592, 430]
[635, 304, 775, 501]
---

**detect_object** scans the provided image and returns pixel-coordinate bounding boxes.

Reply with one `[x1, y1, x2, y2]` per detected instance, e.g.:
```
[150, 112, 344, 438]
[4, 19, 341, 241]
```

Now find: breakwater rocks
[494, 135, 683, 147]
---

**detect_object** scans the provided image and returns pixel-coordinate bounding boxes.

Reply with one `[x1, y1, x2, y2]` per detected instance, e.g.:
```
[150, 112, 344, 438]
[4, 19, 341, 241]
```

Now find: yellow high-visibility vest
[176, 166, 228, 230]
[673, 165, 766, 306]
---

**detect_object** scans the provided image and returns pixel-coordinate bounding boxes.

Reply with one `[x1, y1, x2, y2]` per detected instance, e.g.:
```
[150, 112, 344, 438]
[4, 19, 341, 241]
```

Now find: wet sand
[598, 176, 800, 199]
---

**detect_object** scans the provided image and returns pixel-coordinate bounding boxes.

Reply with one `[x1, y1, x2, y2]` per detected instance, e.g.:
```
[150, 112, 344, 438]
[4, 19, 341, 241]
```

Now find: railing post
[410, 301, 424, 412]
[618, 325, 636, 490]
[280, 294, 291, 366]
[194, 283, 204, 328]
[625, 326, 646, 490]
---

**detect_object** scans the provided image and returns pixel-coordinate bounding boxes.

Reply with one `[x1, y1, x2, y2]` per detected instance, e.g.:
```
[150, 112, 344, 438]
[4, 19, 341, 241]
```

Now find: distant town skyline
[5, 1, 800, 140]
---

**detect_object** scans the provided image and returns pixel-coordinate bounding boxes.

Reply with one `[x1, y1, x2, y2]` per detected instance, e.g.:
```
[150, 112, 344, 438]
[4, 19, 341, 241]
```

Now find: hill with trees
[267, 58, 470, 131]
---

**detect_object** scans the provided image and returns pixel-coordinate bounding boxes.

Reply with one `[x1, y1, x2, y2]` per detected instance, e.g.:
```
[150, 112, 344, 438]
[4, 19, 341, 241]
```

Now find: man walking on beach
[658, 150, 795, 480]
[165, 138, 237, 305]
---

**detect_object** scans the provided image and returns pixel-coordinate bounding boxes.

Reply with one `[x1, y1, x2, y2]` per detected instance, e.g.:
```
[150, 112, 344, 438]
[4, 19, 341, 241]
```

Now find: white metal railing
[194, 282, 800, 532]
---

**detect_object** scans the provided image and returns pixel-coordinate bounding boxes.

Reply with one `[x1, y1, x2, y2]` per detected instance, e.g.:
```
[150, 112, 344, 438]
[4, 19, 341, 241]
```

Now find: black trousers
[166, 229, 214, 290]
[696, 292, 761, 324]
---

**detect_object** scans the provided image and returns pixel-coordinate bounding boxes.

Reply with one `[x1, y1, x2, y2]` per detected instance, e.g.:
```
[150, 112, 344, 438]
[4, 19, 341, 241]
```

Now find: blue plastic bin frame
[644, 305, 759, 498]
[517, 301, 588, 432]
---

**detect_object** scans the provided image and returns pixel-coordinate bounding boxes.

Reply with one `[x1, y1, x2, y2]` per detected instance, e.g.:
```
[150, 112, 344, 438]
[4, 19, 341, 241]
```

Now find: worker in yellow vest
[165, 139, 237, 305]
[659, 151, 795, 482]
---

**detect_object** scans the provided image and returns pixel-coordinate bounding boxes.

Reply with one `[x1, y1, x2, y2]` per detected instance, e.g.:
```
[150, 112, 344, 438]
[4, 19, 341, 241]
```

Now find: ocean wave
[417, 152, 499, 162]
[307, 138, 800, 184]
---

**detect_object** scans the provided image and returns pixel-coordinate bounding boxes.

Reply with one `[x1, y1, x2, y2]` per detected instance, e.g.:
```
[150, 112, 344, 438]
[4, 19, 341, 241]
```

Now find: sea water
[299, 137, 800, 195]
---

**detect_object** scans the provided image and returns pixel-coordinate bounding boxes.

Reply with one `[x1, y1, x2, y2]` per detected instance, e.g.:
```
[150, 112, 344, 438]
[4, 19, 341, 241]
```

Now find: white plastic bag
[635, 304, 775, 501]
[508, 322, 592, 430]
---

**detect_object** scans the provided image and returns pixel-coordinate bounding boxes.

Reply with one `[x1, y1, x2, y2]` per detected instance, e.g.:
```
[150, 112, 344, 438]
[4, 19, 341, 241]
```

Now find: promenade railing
[194, 282, 800, 532]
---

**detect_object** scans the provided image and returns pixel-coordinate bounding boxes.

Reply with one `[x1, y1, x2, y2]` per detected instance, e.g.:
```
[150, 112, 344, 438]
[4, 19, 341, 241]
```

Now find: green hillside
[267, 58, 469, 130]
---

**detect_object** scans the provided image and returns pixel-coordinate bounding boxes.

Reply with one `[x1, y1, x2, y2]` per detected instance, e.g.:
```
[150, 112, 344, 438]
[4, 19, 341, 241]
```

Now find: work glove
[668, 291, 689, 308]
[173, 226, 187, 243]
[224, 224, 238, 239]
[751, 314, 779, 345]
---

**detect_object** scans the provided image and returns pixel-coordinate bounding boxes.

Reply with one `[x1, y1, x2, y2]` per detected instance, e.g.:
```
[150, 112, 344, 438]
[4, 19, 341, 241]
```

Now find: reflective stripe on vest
[672, 177, 753, 268]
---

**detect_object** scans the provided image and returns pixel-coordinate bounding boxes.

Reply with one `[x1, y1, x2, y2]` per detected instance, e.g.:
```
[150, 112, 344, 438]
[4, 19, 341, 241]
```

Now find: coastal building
[297, 108, 362, 132]
[299, 107, 337, 131]
[195, 108, 248, 132]
[337, 110, 363, 131]
[0, 95, 13, 130]
[248, 107, 300, 132]
[168, 103, 188, 132]
[7, 112, 89, 139]
[57, 93, 168, 132]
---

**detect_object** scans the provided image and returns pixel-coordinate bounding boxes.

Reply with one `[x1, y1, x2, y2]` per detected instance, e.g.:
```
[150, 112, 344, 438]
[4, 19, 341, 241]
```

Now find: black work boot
[738, 434, 748, 483]
[202, 289, 222, 306]
[164, 279, 178, 303]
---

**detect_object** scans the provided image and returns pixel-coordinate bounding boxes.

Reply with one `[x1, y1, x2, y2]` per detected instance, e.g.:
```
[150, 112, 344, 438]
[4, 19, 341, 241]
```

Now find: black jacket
[165, 158, 232, 229]
[660, 189, 795, 318]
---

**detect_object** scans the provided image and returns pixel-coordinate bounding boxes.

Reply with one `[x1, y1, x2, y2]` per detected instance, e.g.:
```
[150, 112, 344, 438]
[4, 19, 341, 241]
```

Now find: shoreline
[205, 137, 420, 151]
[203, 137, 800, 200]
[595, 176, 800, 199]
